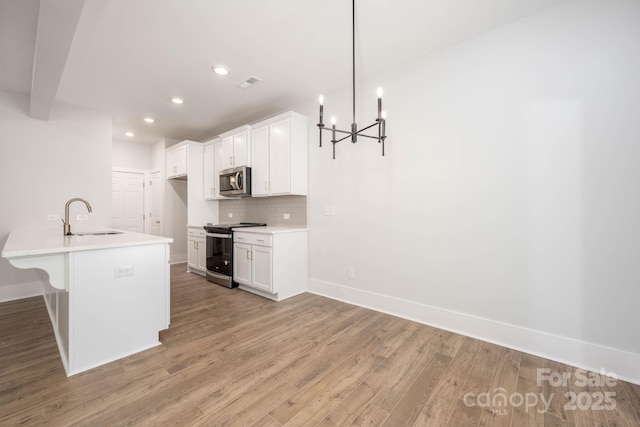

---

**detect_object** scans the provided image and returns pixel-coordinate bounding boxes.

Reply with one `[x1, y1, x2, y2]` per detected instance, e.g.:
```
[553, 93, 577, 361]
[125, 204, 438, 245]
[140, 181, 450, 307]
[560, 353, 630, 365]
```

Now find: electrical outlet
[228, 212, 233, 218]
[348, 267, 355, 280]
[114, 266, 134, 278]
[283, 213, 290, 220]
[47, 214, 60, 221]
[324, 206, 336, 216]
[77, 214, 88, 220]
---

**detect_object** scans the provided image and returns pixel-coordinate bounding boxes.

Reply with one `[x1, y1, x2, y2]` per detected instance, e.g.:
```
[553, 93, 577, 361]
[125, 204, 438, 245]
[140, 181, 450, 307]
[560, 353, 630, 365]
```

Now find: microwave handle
[235, 172, 242, 190]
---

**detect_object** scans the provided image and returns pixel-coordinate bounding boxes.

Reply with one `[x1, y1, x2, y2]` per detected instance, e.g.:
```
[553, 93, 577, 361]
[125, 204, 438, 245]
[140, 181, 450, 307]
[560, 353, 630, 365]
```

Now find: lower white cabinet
[233, 229, 307, 301]
[187, 226, 206, 275]
[234, 242, 273, 293]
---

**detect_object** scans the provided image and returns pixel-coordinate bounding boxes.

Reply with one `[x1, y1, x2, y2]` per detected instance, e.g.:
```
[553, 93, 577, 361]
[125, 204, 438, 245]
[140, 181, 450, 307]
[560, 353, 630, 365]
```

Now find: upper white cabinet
[166, 143, 188, 179]
[219, 125, 251, 169]
[250, 112, 308, 197]
[203, 139, 223, 200]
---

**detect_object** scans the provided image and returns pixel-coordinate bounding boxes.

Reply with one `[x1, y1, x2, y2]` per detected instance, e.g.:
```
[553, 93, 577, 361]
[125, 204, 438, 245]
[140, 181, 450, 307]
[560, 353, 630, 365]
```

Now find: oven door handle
[206, 233, 231, 239]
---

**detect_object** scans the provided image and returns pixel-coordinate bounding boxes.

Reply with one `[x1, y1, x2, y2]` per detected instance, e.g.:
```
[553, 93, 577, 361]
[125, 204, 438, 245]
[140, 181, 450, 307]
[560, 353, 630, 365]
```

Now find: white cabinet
[166, 143, 188, 179]
[250, 112, 308, 197]
[219, 125, 251, 169]
[203, 139, 223, 200]
[233, 229, 307, 301]
[233, 242, 254, 288]
[187, 227, 206, 275]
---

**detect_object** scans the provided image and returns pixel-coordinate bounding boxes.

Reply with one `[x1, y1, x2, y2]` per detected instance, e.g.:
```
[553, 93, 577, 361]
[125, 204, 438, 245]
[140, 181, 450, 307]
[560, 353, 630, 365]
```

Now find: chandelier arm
[354, 122, 380, 134]
[334, 133, 354, 144]
[356, 133, 383, 141]
[322, 127, 353, 136]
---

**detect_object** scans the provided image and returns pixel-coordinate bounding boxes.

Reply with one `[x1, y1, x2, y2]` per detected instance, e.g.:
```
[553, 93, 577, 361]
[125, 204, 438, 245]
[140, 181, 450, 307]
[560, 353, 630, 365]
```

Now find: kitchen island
[1, 228, 172, 376]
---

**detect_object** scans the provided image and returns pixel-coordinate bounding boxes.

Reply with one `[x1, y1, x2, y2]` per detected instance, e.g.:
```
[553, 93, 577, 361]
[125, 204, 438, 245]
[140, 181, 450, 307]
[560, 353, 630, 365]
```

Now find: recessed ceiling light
[171, 97, 184, 105]
[212, 65, 230, 76]
[125, 132, 135, 137]
[144, 117, 155, 123]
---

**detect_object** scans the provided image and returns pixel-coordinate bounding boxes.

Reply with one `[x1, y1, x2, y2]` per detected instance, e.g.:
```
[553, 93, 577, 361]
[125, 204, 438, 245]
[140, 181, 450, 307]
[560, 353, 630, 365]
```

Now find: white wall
[112, 139, 151, 170]
[0, 90, 112, 301]
[305, 0, 640, 383]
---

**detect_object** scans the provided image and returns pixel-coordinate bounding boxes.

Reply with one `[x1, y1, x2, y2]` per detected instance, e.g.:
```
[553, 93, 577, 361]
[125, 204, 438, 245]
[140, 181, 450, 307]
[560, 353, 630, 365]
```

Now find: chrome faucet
[63, 198, 92, 235]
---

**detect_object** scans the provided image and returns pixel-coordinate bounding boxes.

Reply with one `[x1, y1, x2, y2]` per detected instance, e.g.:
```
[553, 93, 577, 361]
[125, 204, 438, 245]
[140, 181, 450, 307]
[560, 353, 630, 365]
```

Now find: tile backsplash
[219, 196, 307, 227]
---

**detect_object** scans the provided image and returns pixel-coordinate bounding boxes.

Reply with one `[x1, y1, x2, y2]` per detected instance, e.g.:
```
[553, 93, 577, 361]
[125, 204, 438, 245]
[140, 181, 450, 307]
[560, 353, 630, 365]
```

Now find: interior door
[112, 171, 144, 232]
[149, 171, 162, 236]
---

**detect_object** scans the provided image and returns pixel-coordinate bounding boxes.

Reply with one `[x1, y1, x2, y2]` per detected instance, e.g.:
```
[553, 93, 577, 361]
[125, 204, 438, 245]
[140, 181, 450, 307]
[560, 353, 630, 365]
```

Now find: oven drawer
[234, 232, 272, 247]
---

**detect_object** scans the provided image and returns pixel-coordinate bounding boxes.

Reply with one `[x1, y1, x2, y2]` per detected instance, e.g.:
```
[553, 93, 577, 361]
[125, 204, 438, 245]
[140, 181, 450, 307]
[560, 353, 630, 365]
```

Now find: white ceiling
[0, 0, 572, 144]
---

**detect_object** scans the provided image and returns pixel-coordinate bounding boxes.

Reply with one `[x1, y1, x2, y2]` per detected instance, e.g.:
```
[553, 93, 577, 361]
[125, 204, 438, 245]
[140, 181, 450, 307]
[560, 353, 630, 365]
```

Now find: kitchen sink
[74, 231, 124, 236]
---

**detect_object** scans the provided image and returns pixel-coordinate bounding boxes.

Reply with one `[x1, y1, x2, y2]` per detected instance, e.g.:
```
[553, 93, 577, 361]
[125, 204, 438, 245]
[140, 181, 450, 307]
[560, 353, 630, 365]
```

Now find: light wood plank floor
[1, 264, 639, 426]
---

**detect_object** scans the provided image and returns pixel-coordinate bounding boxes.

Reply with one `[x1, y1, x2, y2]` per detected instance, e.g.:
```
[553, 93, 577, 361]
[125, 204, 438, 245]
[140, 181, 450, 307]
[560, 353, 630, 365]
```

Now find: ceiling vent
[236, 76, 261, 89]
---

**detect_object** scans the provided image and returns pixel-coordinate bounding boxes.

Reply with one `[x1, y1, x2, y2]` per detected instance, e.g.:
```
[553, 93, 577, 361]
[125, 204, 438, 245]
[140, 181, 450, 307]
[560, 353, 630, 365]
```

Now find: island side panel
[69, 243, 169, 375]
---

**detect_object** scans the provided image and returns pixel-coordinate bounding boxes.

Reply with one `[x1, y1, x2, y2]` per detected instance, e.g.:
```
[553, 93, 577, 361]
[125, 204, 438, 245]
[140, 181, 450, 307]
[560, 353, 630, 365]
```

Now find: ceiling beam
[30, 0, 86, 120]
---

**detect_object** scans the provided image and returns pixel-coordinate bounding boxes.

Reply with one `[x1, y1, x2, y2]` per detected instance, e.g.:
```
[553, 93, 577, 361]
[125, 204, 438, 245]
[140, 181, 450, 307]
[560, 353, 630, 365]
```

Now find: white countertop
[233, 226, 308, 234]
[2, 228, 173, 258]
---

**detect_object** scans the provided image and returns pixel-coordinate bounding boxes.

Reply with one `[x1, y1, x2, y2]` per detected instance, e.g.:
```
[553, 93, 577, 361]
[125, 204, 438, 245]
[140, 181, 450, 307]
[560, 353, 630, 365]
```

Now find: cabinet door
[233, 243, 252, 286]
[250, 125, 269, 196]
[221, 136, 234, 169]
[175, 145, 188, 176]
[214, 141, 224, 199]
[269, 118, 291, 195]
[252, 246, 273, 293]
[187, 236, 198, 268]
[203, 143, 215, 199]
[166, 149, 177, 178]
[197, 236, 207, 270]
[233, 131, 248, 166]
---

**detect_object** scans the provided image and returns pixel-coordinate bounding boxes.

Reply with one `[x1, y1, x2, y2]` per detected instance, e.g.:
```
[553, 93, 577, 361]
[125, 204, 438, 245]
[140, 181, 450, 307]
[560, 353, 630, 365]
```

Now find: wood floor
[1, 264, 639, 426]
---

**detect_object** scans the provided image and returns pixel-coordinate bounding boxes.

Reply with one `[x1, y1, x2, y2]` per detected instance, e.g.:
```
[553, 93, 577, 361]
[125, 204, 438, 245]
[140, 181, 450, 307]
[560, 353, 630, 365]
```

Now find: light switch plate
[283, 213, 290, 220]
[324, 206, 336, 216]
[228, 213, 233, 218]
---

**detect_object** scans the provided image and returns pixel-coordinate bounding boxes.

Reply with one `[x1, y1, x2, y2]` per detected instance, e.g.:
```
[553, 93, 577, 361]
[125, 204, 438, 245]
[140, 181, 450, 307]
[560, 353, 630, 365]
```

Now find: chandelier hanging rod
[317, 0, 387, 159]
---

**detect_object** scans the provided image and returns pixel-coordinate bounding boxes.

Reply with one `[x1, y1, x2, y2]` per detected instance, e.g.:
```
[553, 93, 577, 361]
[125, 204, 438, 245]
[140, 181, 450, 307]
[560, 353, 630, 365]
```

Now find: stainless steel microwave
[220, 166, 251, 197]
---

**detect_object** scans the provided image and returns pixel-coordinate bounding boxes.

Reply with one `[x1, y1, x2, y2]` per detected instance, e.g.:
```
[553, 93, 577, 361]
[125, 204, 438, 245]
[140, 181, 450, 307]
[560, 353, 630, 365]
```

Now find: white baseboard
[170, 253, 187, 264]
[0, 280, 44, 303]
[307, 278, 640, 386]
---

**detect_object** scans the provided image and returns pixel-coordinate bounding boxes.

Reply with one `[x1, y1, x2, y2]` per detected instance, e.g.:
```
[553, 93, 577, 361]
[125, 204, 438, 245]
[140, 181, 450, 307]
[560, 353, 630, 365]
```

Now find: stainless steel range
[203, 222, 266, 288]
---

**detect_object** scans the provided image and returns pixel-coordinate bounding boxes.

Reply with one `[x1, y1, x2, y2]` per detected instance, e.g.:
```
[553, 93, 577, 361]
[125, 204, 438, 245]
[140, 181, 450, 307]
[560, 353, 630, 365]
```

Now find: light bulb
[212, 65, 230, 76]
[377, 87, 383, 98]
[331, 116, 336, 125]
[381, 111, 387, 119]
[319, 95, 324, 105]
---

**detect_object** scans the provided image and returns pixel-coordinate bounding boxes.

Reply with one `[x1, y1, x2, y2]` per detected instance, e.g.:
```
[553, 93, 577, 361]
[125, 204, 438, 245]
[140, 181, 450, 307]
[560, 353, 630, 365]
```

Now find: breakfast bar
[1, 229, 172, 376]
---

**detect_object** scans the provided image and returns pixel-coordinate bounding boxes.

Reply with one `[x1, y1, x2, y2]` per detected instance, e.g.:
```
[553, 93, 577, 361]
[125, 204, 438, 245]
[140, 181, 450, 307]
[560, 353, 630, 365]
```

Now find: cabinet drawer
[234, 232, 272, 246]
[188, 228, 205, 238]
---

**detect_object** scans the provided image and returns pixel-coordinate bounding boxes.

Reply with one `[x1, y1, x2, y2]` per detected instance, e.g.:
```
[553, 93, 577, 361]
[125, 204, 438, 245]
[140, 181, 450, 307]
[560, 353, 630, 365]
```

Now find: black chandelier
[317, 0, 387, 159]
